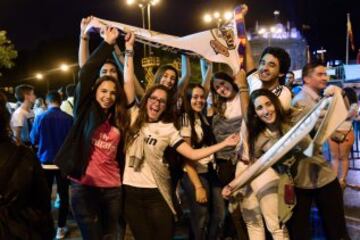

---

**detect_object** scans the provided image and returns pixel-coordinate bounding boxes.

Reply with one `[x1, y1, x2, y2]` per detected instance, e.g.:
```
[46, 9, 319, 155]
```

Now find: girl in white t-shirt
[122, 33, 240, 240]
[122, 84, 239, 240]
[179, 84, 225, 240]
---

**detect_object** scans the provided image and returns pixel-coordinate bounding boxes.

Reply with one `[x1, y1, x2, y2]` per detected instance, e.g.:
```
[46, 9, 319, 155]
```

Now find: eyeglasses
[148, 96, 167, 106]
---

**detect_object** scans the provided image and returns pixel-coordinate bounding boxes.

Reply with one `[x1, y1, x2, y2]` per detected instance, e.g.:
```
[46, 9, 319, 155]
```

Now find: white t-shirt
[247, 71, 292, 111]
[180, 115, 214, 173]
[123, 107, 184, 188]
[10, 107, 35, 143]
[224, 92, 242, 119]
[60, 97, 74, 117]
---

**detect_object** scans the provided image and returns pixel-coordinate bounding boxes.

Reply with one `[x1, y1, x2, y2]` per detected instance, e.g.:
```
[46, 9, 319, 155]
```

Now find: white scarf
[85, 14, 243, 74]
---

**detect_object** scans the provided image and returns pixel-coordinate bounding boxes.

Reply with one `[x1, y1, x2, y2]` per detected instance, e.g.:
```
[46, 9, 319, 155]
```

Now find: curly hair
[260, 47, 291, 85]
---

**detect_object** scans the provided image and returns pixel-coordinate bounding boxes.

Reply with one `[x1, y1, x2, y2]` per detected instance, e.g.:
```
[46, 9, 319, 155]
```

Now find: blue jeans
[181, 170, 226, 240]
[70, 183, 124, 240]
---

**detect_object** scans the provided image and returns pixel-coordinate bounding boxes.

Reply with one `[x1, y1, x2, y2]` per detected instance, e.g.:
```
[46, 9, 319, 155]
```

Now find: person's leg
[123, 186, 152, 240]
[181, 174, 209, 240]
[315, 179, 350, 240]
[286, 187, 313, 240]
[339, 130, 354, 185]
[240, 190, 265, 240]
[253, 169, 289, 240]
[70, 183, 101, 240]
[55, 171, 70, 228]
[145, 188, 174, 240]
[99, 187, 122, 240]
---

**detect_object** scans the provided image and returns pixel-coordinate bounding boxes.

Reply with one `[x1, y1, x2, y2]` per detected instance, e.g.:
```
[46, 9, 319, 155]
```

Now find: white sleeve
[247, 71, 262, 93]
[11, 110, 25, 127]
[169, 124, 184, 148]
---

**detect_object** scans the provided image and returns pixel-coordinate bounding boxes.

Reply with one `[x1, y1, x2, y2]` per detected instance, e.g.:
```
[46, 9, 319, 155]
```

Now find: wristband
[125, 49, 134, 57]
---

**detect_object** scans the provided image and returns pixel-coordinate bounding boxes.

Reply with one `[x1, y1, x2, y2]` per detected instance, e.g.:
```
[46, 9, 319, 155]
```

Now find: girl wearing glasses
[122, 33, 240, 240]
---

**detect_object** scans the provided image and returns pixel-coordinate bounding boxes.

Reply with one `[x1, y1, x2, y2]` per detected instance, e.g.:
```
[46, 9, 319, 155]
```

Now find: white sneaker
[56, 227, 68, 239]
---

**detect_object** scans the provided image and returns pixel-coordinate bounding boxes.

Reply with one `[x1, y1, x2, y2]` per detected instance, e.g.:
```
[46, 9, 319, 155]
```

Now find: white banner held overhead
[86, 16, 242, 74]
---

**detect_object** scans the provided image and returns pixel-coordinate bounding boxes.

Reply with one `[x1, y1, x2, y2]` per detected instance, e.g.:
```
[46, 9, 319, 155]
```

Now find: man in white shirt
[10, 84, 36, 145]
[60, 84, 75, 116]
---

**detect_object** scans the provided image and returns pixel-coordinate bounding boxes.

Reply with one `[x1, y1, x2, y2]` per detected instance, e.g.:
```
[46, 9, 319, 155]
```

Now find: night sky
[0, 0, 359, 87]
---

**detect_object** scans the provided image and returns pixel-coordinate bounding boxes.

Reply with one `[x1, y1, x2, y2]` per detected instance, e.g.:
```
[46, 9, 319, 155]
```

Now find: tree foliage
[0, 31, 17, 72]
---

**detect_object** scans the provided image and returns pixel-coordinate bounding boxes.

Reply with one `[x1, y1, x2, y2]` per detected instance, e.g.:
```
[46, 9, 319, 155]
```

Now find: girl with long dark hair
[179, 84, 226, 239]
[55, 27, 132, 240]
[122, 34, 239, 239]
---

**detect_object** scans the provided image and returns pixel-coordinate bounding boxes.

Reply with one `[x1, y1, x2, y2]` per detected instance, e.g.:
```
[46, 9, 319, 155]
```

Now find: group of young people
[0, 14, 355, 240]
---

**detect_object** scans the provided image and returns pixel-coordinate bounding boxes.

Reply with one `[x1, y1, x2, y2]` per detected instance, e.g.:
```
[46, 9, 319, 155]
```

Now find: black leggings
[123, 185, 174, 240]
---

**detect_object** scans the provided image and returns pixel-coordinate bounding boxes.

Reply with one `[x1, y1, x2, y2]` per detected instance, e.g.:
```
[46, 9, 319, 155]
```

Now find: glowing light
[258, 28, 267, 35]
[213, 12, 220, 19]
[126, 0, 135, 5]
[203, 14, 212, 23]
[60, 64, 69, 72]
[151, 0, 160, 6]
[270, 26, 276, 33]
[224, 11, 232, 21]
[36, 73, 43, 80]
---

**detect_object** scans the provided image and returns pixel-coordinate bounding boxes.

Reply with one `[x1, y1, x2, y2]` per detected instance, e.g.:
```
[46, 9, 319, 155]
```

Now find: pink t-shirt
[78, 120, 121, 187]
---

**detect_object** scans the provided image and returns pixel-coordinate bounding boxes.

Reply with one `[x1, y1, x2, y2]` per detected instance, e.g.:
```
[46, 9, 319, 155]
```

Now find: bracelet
[125, 49, 134, 57]
[80, 35, 89, 41]
[195, 186, 204, 190]
[239, 88, 249, 93]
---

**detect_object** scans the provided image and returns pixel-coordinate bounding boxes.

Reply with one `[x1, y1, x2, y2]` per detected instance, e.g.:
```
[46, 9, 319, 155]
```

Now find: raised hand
[101, 27, 119, 45]
[80, 16, 93, 37]
[125, 32, 135, 50]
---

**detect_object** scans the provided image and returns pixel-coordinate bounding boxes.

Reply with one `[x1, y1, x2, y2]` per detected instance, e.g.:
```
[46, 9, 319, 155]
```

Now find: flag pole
[346, 13, 350, 64]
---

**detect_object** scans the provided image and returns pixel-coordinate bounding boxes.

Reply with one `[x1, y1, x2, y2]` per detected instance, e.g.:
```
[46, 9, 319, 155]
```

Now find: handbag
[330, 129, 351, 143]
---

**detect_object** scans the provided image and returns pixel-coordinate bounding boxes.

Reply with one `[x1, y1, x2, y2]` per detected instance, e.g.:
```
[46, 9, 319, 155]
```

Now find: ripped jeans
[236, 163, 289, 240]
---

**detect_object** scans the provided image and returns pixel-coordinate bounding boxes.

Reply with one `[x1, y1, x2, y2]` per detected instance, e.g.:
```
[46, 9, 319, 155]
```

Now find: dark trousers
[44, 169, 69, 227]
[287, 179, 350, 240]
[70, 183, 123, 240]
[181, 171, 225, 240]
[124, 185, 174, 240]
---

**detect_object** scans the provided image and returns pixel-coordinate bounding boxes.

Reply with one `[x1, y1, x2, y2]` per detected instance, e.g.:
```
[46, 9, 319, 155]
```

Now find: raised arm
[75, 27, 118, 114]
[234, 69, 250, 123]
[200, 58, 213, 97]
[78, 16, 92, 68]
[123, 32, 136, 104]
[177, 55, 191, 95]
[176, 133, 239, 161]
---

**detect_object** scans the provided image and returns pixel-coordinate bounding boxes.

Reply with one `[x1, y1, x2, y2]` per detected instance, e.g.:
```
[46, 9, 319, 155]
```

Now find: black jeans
[44, 169, 69, 227]
[287, 179, 350, 240]
[70, 183, 124, 240]
[123, 185, 174, 240]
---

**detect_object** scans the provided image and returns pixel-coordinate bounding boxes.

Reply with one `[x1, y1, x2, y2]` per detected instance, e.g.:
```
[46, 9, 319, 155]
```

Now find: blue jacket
[30, 107, 73, 164]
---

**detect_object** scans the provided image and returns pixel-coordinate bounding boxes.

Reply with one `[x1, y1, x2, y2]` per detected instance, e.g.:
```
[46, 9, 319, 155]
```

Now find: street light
[203, 10, 233, 28]
[35, 73, 43, 80]
[60, 63, 69, 72]
[126, 0, 160, 56]
[59, 63, 77, 84]
[125, 0, 161, 86]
